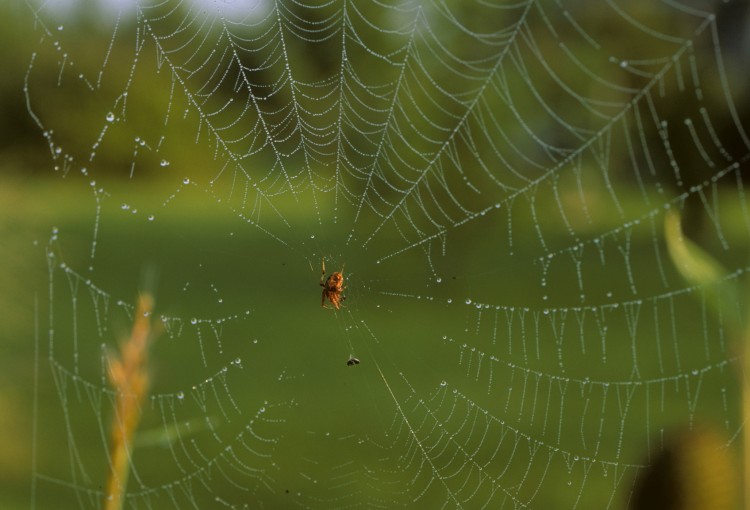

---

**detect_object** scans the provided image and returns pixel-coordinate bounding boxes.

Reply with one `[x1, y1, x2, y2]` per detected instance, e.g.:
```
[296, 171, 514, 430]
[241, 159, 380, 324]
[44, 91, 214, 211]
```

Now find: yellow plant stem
[104, 293, 155, 510]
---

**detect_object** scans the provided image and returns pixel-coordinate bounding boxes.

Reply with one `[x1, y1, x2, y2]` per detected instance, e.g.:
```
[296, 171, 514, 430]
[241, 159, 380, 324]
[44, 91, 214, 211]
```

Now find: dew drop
[465, 298, 472, 305]
[182, 177, 190, 185]
[147, 214, 155, 221]
[177, 391, 184, 400]
[190, 318, 197, 325]
[160, 159, 170, 167]
[440, 380, 447, 387]
[106, 112, 115, 122]
[436, 277, 442, 283]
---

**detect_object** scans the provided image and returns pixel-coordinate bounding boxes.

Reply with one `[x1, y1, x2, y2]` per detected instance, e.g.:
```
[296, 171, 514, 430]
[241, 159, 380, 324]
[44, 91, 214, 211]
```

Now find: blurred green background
[2, 1, 750, 509]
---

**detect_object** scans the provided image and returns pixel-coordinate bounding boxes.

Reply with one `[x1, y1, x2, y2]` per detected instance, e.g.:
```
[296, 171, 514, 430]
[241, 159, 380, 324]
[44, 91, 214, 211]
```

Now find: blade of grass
[664, 207, 744, 508]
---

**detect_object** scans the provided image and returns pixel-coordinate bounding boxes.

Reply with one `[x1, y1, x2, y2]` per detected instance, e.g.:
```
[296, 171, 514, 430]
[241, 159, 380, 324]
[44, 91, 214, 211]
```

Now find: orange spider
[320, 259, 345, 309]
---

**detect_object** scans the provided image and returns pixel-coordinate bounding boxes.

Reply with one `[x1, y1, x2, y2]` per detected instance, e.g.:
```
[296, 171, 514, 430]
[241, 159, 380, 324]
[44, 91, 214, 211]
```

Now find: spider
[320, 258, 345, 309]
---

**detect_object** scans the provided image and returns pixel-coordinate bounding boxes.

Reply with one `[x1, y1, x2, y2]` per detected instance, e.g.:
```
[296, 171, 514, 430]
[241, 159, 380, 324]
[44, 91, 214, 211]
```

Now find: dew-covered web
[23, 0, 750, 508]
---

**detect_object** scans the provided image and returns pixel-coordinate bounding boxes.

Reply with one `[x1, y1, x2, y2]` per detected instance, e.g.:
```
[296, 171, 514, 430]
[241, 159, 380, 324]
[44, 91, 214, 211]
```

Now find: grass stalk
[103, 293, 156, 510]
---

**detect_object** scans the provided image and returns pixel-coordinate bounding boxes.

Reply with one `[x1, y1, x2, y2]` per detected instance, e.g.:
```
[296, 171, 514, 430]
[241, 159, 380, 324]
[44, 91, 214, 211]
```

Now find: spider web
[16, 0, 750, 508]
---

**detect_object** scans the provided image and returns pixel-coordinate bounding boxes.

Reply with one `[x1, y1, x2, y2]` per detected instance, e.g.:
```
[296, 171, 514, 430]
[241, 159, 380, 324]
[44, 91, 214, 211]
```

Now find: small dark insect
[346, 357, 360, 366]
[320, 258, 346, 309]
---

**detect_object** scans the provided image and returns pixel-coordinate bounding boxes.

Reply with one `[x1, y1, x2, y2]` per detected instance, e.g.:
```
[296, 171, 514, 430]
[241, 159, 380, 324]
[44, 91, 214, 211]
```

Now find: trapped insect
[320, 258, 345, 309]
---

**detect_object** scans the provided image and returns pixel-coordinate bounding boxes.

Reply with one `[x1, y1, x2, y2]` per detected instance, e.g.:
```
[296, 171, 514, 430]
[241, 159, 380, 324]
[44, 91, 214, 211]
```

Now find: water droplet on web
[190, 318, 197, 325]
[147, 214, 155, 221]
[121, 203, 130, 210]
[310, 234, 315, 239]
[57, 25, 64, 31]
[440, 380, 447, 387]
[177, 391, 184, 400]
[447, 298, 452, 304]
[218, 298, 223, 304]
[106, 112, 115, 122]
[183, 177, 190, 185]
[465, 298, 471, 305]
[435, 277, 442, 283]
[160, 159, 170, 167]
